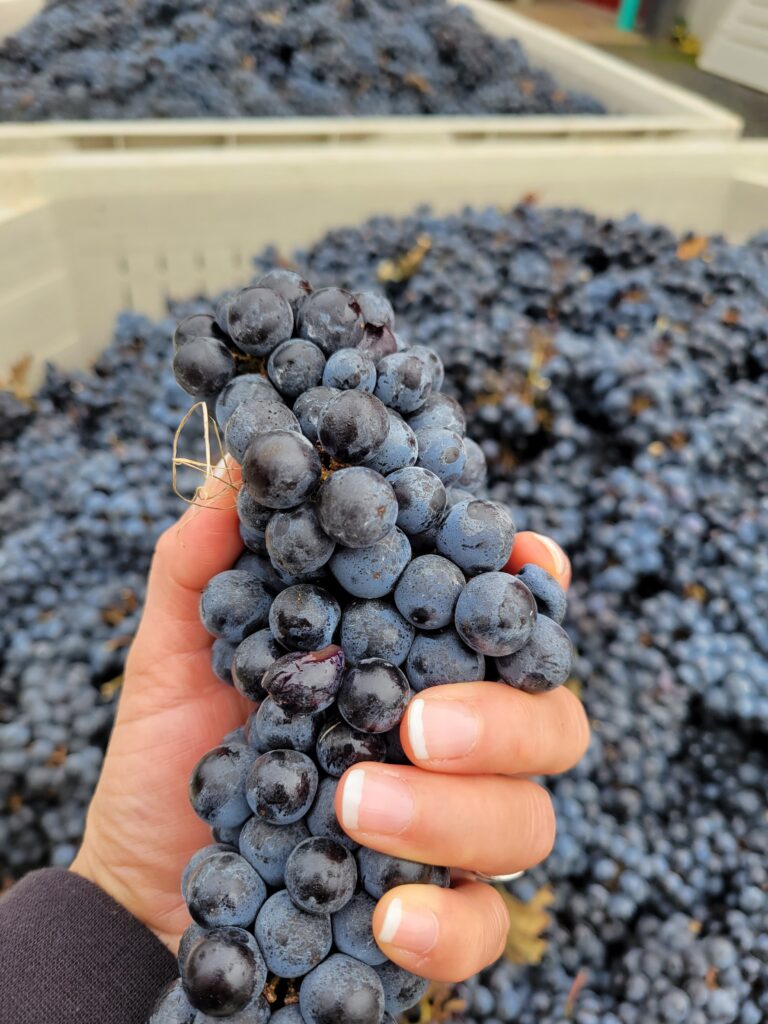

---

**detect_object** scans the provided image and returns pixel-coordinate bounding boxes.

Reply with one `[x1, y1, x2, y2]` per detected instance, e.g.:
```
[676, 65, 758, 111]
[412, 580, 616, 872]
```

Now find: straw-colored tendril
[172, 401, 238, 510]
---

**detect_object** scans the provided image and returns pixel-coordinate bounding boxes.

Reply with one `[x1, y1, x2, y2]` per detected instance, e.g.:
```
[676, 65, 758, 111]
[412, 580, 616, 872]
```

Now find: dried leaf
[1, 356, 33, 401]
[259, 9, 285, 26]
[47, 745, 68, 767]
[100, 676, 124, 699]
[676, 235, 708, 261]
[564, 678, 582, 700]
[497, 885, 554, 966]
[403, 72, 432, 95]
[411, 983, 467, 1022]
[378, 235, 431, 284]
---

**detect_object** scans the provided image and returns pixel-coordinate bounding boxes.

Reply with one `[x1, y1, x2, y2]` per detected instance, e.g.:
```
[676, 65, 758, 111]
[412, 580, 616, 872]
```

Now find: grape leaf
[497, 885, 554, 965]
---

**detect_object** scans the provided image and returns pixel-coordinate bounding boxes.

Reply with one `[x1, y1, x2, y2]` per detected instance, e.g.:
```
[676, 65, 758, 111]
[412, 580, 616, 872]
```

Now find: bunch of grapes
[150, 270, 573, 1024]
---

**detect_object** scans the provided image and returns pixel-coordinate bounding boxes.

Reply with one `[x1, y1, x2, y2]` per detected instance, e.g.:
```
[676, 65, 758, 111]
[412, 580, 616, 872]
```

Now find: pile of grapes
[150, 272, 573, 1023]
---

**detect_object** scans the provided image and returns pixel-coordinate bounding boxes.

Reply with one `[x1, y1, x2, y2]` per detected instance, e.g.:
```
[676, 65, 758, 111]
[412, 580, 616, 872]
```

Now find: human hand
[72, 465, 589, 984]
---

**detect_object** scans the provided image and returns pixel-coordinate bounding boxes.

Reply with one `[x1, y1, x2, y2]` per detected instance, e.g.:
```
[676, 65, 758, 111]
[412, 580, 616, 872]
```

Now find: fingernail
[532, 532, 569, 580]
[377, 897, 439, 955]
[200, 457, 231, 500]
[408, 697, 480, 761]
[340, 768, 415, 835]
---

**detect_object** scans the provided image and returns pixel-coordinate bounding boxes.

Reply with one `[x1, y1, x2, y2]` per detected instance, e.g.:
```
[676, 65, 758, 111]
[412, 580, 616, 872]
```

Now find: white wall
[683, 0, 727, 44]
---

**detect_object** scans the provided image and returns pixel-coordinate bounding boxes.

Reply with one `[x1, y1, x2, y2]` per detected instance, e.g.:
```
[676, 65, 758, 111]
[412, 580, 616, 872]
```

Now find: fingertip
[504, 530, 572, 590]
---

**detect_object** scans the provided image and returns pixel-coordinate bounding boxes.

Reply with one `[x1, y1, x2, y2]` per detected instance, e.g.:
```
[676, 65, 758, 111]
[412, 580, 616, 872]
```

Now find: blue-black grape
[340, 599, 415, 667]
[337, 659, 410, 734]
[458, 437, 487, 488]
[355, 292, 395, 330]
[285, 836, 358, 915]
[454, 572, 537, 656]
[415, 427, 466, 483]
[181, 843, 235, 904]
[232, 629, 282, 702]
[292, 386, 340, 444]
[149, 978, 196, 1024]
[306, 777, 359, 852]
[394, 554, 465, 630]
[224, 399, 300, 464]
[316, 718, 387, 777]
[211, 638, 237, 686]
[388, 466, 446, 536]
[268, 584, 341, 652]
[363, 409, 419, 476]
[265, 505, 335, 578]
[262, 647, 345, 715]
[252, 696, 321, 754]
[496, 614, 573, 692]
[216, 374, 280, 427]
[267, 339, 326, 400]
[357, 848, 433, 900]
[374, 961, 431, 1017]
[185, 851, 267, 929]
[255, 268, 312, 317]
[254, 890, 332, 978]
[174, 314, 226, 351]
[239, 816, 310, 889]
[189, 744, 256, 830]
[226, 287, 294, 357]
[299, 954, 385, 1024]
[405, 628, 485, 691]
[374, 351, 433, 414]
[317, 468, 398, 548]
[194, 992, 272, 1023]
[323, 348, 377, 393]
[318, 390, 390, 465]
[436, 499, 516, 574]
[246, 749, 319, 825]
[332, 891, 388, 966]
[329, 528, 411, 599]
[408, 345, 445, 391]
[182, 927, 267, 1018]
[408, 393, 466, 436]
[173, 337, 236, 397]
[199, 571, 272, 643]
[297, 287, 365, 354]
[242, 430, 322, 509]
[515, 563, 567, 624]
[270, 1007, 305, 1024]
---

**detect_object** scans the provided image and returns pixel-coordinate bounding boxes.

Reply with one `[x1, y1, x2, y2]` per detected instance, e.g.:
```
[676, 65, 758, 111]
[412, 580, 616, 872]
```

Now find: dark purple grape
[149, 978, 196, 1024]
[186, 851, 267, 929]
[211, 638, 237, 686]
[394, 555, 465, 630]
[246, 749, 319, 825]
[199, 570, 272, 643]
[458, 436, 487, 488]
[374, 960, 430, 1017]
[181, 843, 235, 903]
[227, 287, 294, 356]
[300, 954, 385, 1024]
[306, 777, 359, 852]
[285, 836, 358, 915]
[405, 628, 485, 692]
[262, 647, 345, 715]
[182, 927, 266, 1017]
[415, 427, 466, 484]
[242, 430, 321, 509]
[436, 499, 515, 575]
[357, 323, 398, 363]
[239, 816, 310, 888]
[297, 287, 365, 354]
[268, 339, 326, 400]
[173, 337, 236, 397]
[340, 599, 414, 667]
[354, 291, 395, 329]
[408, 392, 466, 436]
[496, 614, 573, 693]
[189, 744, 256, 829]
[454, 572, 537, 657]
[388, 466, 446, 536]
[364, 409, 419, 476]
[357, 848, 433, 899]
[266, 506, 335, 579]
[329, 527, 410, 600]
[317, 467, 398, 548]
[332, 891, 388, 967]
[407, 344, 445, 391]
[322, 348, 377, 393]
[173, 313, 226, 350]
[338, 659, 410, 734]
[216, 374, 279, 427]
[224, 398, 300, 464]
[254, 890, 332, 978]
[256, 268, 312, 316]
[318, 390, 389, 465]
[233, 629, 282, 702]
[268, 584, 341, 651]
[375, 351, 433, 414]
[252, 696, 321, 753]
[515, 563, 567, 624]
[292, 385, 340, 444]
[316, 718, 387, 778]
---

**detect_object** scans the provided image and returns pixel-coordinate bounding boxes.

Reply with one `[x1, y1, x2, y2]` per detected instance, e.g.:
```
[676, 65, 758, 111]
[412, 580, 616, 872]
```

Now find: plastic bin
[0, 0, 743, 153]
[0, 138, 765, 385]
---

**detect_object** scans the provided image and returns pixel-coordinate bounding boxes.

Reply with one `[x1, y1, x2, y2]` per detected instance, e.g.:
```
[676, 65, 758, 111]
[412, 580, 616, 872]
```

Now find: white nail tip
[378, 898, 403, 944]
[408, 698, 429, 761]
[340, 768, 365, 831]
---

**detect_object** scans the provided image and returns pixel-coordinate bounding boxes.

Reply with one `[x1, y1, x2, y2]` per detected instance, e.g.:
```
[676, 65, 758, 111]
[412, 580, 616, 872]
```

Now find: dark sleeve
[0, 868, 177, 1024]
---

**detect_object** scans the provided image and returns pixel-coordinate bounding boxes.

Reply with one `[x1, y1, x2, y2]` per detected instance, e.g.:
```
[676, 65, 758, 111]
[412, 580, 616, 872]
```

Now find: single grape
[212, 823, 244, 847]
[268, 339, 326, 400]
[149, 978, 196, 1024]
[233, 552, 286, 594]
[194, 992, 272, 1023]
[388, 466, 446, 536]
[178, 923, 208, 980]
[496, 614, 573, 692]
[445, 485, 474, 507]
[317, 467, 398, 548]
[239, 816, 310, 888]
[233, 629, 282, 702]
[363, 409, 419, 476]
[394, 555, 465, 630]
[242, 430, 321, 509]
[318, 390, 389, 464]
[408, 392, 466, 435]
[174, 313, 227, 350]
[374, 961, 430, 1017]
[182, 843, 235, 903]
[306, 777, 359, 852]
[374, 351, 433, 414]
[316, 718, 387, 778]
[182, 927, 266, 1018]
[338, 659, 410, 734]
[300, 954, 385, 1024]
[254, 890, 332, 978]
[357, 848, 433, 900]
[340, 599, 415, 667]
[255, 268, 312, 316]
[436, 499, 516, 575]
[262, 647, 345, 715]
[265, 505, 335, 578]
[227, 287, 294, 356]
[297, 287, 365, 354]
[216, 374, 279, 427]
[223, 726, 247, 746]
[236, 488, 273, 535]
[189, 743, 256, 829]
[405, 628, 485, 691]
[292, 386, 340, 444]
[239, 522, 268, 555]
[332, 891, 388, 966]
[329, 527, 410, 599]
[458, 437, 487, 488]
[357, 323, 398, 363]
[285, 836, 358, 915]
[515, 563, 567, 624]
[430, 866, 451, 888]
[354, 291, 395, 329]
[407, 344, 445, 391]
[173, 337, 236, 397]
[224, 399, 300, 464]
[199, 570, 272, 643]
[454, 572, 537, 657]
[186, 851, 267, 929]
[270, 1007, 305, 1024]
[323, 348, 377, 393]
[246, 749, 318, 824]
[414, 427, 466, 483]
[269, 584, 341, 651]
[211, 638, 236, 686]
[385, 725, 410, 766]
[252, 696, 321, 753]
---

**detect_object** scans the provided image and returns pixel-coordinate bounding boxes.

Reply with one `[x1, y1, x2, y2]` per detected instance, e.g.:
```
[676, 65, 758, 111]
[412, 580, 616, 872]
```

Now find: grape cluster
[0, 0, 604, 121]
[153, 272, 572, 1023]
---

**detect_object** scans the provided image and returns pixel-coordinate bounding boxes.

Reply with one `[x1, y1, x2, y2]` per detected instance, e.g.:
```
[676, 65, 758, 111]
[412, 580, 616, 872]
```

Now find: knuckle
[522, 783, 557, 865]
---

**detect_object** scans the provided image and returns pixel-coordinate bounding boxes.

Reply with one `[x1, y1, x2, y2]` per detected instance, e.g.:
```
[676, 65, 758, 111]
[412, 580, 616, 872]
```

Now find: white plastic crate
[0, 0, 743, 153]
[0, 138, 766, 385]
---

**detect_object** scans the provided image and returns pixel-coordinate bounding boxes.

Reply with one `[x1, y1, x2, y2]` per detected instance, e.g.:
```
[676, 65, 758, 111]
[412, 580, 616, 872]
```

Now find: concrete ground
[504, 0, 768, 136]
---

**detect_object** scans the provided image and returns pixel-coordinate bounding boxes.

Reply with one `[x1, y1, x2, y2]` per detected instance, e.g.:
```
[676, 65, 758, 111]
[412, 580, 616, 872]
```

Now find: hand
[72, 465, 589, 985]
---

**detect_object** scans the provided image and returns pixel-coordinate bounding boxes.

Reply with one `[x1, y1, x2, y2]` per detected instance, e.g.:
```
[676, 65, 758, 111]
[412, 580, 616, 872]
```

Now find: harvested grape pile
[1, 202, 767, 1023]
[0, 0, 605, 121]
[151, 274, 570, 1023]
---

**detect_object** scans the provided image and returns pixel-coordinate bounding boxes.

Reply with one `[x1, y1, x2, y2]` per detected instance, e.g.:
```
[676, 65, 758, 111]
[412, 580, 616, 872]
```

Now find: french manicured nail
[201, 457, 231, 499]
[377, 897, 439, 955]
[532, 532, 568, 576]
[407, 697, 480, 761]
[340, 768, 415, 835]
